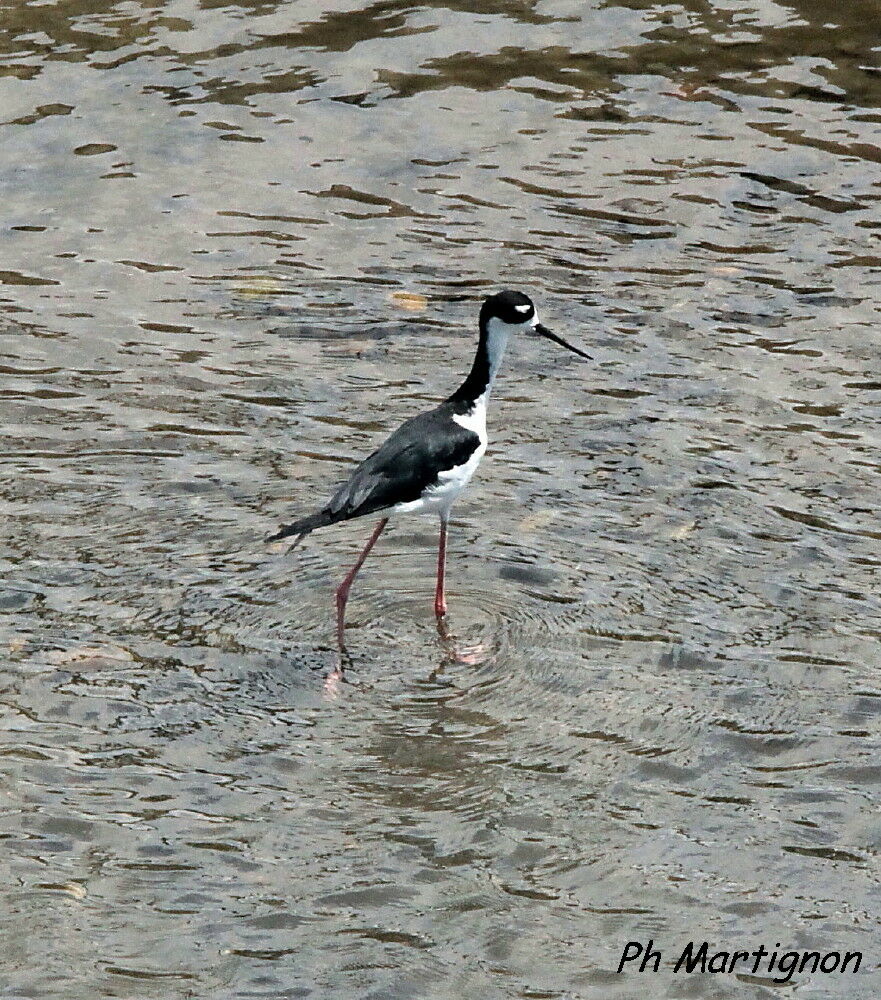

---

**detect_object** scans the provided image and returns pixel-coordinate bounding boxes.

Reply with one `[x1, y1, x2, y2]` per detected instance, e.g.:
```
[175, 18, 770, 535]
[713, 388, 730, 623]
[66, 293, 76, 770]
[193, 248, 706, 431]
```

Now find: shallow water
[1, 0, 880, 996]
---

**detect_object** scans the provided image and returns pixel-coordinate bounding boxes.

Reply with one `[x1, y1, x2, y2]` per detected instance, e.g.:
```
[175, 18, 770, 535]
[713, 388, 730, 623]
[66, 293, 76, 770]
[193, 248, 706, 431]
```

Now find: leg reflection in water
[321, 598, 495, 699]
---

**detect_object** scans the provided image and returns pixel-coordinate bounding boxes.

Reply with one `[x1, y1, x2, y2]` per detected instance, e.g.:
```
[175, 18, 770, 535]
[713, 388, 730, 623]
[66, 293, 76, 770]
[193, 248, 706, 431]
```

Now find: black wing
[326, 401, 479, 518]
[267, 402, 480, 543]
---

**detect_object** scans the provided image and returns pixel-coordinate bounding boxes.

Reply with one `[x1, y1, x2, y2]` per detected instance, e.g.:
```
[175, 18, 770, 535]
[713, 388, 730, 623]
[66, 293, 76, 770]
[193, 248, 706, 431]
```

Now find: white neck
[451, 313, 535, 408]
[483, 315, 514, 399]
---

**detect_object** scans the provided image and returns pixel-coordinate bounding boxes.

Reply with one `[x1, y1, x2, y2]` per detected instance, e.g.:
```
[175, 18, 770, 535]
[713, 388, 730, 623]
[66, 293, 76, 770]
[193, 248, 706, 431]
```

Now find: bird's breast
[451, 394, 488, 446]
[430, 435, 486, 504]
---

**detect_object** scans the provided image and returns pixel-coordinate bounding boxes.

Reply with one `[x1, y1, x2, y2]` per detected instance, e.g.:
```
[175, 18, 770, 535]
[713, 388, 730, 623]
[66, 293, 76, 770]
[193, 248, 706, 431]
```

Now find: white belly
[393, 442, 487, 517]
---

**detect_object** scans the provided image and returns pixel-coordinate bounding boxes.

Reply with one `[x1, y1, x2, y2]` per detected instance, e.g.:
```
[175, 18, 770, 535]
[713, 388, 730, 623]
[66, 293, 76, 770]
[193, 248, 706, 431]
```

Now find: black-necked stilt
[267, 289, 589, 647]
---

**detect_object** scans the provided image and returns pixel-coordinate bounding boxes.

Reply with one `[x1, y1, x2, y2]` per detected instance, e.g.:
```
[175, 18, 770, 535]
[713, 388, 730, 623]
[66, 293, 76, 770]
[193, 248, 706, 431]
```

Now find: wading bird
[267, 290, 589, 648]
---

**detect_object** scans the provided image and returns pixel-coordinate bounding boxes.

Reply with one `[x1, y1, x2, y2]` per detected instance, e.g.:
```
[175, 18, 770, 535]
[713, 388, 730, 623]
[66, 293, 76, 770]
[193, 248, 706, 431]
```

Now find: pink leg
[336, 518, 388, 648]
[434, 515, 448, 618]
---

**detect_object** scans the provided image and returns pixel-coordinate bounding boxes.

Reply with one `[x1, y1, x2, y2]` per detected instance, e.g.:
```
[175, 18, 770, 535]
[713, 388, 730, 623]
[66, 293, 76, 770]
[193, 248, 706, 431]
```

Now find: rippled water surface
[2, 1, 880, 996]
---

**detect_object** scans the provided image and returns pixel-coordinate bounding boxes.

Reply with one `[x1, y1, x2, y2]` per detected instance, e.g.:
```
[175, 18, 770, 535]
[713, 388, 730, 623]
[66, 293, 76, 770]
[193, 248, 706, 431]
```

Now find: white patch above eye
[514, 304, 531, 313]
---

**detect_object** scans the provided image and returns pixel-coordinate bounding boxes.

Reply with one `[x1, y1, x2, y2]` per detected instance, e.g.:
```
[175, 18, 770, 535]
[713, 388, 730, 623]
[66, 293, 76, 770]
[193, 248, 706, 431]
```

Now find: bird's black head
[480, 289, 536, 327]
[479, 289, 591, 360]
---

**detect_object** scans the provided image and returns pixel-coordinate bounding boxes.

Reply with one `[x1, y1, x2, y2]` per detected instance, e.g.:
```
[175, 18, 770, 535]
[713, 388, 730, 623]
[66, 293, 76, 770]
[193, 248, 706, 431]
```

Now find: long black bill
[534, 322, 592, 360]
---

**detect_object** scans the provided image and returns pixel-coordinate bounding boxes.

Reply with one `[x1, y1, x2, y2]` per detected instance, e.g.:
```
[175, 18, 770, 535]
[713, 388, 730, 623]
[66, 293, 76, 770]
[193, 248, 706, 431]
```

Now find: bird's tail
[265, 509, 335, 548]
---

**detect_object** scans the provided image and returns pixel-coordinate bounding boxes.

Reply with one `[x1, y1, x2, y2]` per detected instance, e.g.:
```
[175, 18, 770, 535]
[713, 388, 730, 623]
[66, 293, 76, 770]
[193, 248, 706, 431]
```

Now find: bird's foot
[451, 640, 490, 666]
[324, 644, 353, 699]
[323, 666, 343, 699]
[435, 616, 489, 665]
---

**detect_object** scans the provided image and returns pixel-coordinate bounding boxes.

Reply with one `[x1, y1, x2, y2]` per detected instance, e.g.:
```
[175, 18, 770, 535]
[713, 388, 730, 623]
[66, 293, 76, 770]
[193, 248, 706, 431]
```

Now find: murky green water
[2, 1, 880, 996]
